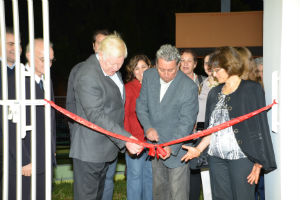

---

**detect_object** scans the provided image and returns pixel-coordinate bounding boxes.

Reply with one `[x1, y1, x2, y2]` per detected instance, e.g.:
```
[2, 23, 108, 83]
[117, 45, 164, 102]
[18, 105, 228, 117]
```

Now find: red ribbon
[44, 99, 277, 158]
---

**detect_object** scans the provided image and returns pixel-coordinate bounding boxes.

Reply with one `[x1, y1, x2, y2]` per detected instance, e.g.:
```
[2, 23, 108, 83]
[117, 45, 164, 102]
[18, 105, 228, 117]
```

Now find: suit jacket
[66, 61, 84, 137]
[6, 65, 56, 174]
[69, 54, 130, 163]
[205, 80, 277, 173]
[0, 61, 17, 138]
[136, 68, 199, 168]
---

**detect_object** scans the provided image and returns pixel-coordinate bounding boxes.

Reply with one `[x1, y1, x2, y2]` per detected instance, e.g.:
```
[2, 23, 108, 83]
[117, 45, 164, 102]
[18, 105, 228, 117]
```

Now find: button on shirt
[160, 78, 173, 102]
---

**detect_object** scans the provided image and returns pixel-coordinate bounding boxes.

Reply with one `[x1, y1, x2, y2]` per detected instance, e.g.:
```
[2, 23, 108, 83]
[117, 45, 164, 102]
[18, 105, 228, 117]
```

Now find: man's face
[157, 58, 178, 83]
[99, 53, 124, 76]
[27, 41, 54, 77]
[0, 33, 22, 66]
[93, 34, 106, 53]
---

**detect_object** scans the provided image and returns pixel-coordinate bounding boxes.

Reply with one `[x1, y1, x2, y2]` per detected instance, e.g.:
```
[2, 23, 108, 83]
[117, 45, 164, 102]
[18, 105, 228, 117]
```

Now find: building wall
[264, 0, 300, 199]
[176, 11, 263, 48]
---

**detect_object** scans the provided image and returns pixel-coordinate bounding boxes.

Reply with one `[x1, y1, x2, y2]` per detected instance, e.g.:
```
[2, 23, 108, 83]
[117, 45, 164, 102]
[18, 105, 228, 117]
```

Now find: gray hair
[255, 57, 263, 66]
[156, 44, 181, 65]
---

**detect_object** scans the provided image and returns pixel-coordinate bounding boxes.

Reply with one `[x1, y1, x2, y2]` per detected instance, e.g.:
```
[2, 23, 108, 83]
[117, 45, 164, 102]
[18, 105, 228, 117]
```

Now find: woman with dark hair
[182, 46, 276, 200]
[124, 54, 152, 200]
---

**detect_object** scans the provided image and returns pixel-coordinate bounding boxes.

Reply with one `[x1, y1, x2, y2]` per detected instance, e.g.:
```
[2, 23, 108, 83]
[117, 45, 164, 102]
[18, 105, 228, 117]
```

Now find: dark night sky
[4, 0, 263, 95]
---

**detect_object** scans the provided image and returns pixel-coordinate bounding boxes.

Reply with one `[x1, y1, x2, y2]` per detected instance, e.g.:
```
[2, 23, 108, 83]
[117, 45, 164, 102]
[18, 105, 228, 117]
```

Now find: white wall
[264, 0, 300, 199]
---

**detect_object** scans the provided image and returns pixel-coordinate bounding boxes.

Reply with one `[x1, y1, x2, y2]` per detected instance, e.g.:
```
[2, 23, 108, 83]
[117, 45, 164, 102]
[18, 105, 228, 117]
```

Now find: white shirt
[96, 54, 124, 99]
[160, 78, 173, 102]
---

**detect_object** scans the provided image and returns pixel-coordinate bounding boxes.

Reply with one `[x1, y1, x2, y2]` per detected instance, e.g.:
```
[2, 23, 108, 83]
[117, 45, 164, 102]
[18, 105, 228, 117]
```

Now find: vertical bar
[12, 1, 22, 200]
[27, 1, 37, 199]
[0, 1, 9, 199]
[221, 0, 231, 12]
[41, 0, 52, 199]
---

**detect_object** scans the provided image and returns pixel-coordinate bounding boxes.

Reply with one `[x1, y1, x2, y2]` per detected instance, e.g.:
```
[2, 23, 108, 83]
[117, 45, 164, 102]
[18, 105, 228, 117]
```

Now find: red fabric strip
[44, 99, 277, 158]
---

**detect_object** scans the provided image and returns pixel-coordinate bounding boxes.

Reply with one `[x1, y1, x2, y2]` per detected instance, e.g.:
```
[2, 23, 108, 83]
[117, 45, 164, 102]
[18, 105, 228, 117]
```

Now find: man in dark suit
[8, 38, 56, 200]
[0, 27, 22, 199]
[66, 29, 117, 200]
[136, 44, 199, 200]
[70, 33, 142, 200]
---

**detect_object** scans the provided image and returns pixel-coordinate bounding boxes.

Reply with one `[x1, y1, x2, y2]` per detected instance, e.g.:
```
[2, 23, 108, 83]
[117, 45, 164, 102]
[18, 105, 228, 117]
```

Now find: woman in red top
[124, 55, 152, 200]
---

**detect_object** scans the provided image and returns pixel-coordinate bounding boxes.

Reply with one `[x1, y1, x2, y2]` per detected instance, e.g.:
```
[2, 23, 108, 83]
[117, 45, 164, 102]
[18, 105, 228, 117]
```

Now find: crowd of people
[0, 27, 276, 200]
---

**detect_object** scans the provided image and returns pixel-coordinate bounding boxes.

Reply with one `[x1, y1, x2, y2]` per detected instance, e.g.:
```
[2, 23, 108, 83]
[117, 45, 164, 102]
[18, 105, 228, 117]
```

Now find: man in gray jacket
[70, 33, 142, 200]
[136, 44, 199, 200]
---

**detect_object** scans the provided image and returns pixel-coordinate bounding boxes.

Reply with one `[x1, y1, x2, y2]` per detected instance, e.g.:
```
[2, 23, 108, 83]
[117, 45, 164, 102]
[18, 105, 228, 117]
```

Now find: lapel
[151, 69, 161, 105]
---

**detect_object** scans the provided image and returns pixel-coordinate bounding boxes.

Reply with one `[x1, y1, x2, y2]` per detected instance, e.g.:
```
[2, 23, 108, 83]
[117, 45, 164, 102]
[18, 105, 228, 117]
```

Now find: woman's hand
[247, 163, 262, 185]
[181, 145, 201, 162]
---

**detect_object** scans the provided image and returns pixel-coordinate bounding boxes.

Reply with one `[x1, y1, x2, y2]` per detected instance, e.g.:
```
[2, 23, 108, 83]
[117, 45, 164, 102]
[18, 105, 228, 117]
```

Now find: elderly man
[70, 33, 142, 200]
[7, 38, 56, 200]
[66, 29, 117, 200]
[136, 44, 199, 200]
[0, 27, 22, 198]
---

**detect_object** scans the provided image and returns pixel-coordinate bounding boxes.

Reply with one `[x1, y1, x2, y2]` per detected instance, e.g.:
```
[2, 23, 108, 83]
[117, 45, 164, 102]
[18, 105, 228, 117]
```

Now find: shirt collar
[0, 57, 15, 69]
[160, 78, 173, 85]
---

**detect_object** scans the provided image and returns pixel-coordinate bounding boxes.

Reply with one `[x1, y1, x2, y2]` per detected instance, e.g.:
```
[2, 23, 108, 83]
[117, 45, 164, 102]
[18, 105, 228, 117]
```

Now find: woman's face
[212, 67, 229, 83]
[180, 52, 197, 76]
[134, 60, 149, 83]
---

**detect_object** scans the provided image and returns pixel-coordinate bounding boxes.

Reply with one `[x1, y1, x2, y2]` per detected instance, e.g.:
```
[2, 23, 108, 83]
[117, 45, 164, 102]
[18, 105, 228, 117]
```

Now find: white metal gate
[0, 0, 53, 199]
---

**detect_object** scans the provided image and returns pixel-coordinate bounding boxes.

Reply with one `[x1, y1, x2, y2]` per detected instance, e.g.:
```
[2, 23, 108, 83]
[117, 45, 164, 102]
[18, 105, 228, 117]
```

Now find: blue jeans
[125, 151, 152, 200]
[101, 158, 118, 200]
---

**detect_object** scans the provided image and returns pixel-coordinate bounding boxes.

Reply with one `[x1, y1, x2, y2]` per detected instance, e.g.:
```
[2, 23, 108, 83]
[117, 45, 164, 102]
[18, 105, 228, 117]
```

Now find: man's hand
[146, 128, 159, 142]
[125, 136, 143, 155]
[247, 163, 262, 185]
[159, 146, 171, 160]
[22, 163, 32, 176]
[181, 145, 201, 162]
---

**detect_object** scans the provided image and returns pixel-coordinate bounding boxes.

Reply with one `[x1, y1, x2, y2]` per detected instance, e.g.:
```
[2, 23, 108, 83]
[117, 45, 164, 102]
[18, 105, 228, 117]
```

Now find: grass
[52, 179, 127, 200]
[53, 179, 203, 200]
[54, 146, 203, 200]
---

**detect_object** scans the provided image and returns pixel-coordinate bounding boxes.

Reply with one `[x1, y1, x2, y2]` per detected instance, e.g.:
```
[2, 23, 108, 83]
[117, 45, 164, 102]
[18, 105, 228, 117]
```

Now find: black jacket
[205, 80, 277, 173]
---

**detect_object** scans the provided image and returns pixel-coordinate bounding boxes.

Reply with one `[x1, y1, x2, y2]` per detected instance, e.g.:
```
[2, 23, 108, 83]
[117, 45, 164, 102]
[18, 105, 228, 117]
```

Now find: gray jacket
[69, 54, 130, 163]
[136, 68, 199, 168]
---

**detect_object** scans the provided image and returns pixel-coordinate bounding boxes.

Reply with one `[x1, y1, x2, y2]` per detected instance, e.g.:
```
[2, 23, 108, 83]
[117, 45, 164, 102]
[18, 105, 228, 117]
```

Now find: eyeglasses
[211, 68, 222, 73]
[38, 57, 56, 63]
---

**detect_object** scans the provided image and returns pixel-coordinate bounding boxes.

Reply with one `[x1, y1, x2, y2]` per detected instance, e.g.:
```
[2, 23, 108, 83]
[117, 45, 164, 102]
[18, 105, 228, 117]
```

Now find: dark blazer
[69, 54, 130, 163]
[66, 61, 84, 136]
[0, 61, 17, 138]
[136, 68, 199, 168]
[205, 80, 277, 173]
[5, 66, 56, 174]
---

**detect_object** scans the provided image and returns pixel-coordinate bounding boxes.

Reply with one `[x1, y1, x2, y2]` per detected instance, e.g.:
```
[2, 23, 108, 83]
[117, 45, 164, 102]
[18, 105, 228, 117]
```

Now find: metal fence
[0, 0, 53, 199]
